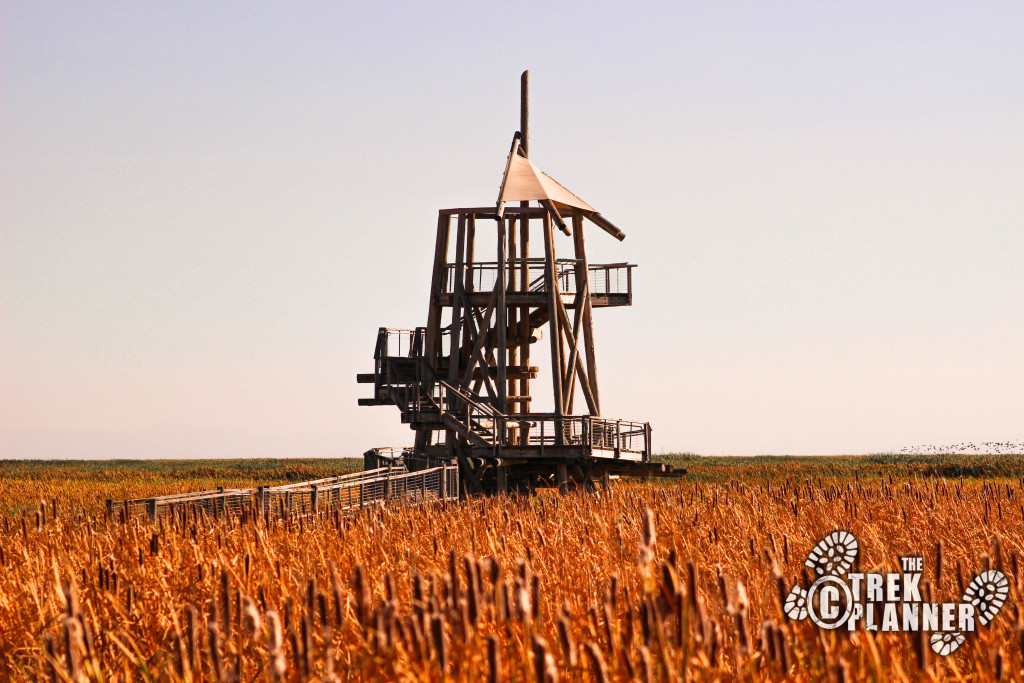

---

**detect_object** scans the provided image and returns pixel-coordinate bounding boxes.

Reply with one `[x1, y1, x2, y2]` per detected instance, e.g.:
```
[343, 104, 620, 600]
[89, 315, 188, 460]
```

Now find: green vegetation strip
[655, 453, 1024, 483]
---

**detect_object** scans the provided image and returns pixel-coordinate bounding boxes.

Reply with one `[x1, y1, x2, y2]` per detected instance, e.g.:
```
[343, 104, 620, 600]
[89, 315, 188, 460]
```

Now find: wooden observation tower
[359, 73, 682, 493]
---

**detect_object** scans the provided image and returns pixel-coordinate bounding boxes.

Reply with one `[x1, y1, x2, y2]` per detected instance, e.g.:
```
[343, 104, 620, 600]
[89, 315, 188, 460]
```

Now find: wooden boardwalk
[107, 464, 459, 521]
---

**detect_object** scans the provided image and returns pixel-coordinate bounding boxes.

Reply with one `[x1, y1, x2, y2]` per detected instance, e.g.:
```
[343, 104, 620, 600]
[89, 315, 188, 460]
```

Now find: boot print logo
[783, 531, 1008, 655]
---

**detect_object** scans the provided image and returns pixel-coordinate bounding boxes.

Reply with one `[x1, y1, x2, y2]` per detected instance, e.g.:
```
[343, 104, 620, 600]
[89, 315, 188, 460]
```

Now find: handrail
[265, 465, 406, 492]
[442, 261, 635, 297]
[109, 465, 459, 521]
[435, 379, 501, 418]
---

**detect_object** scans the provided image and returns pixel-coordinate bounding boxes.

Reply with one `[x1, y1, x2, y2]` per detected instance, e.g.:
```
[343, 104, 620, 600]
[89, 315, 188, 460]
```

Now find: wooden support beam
[497, 465, 508, 495]
[558, 300, 570, 411]
[459, 287, 499, 389]
[581, 210, 626, 242]
[496, 218, 508, 413]
[542, 212, 565, 422]
[521, 70, 529, 156]
[552, 293, 598, 415]
[461, 215, 477, 371]
[507, 216, 518, 422]
[424, 213, 451, 366]
[471, 366, 537, 380]
[573, 215, 601, 415]
[447, 215, 467, 391]
[465, 215, 476, 293]
[540, 199, 571, 236]
[519, 70, 532, 418]
[461, 298, 499, 403]
[457, 453, 485, 494]
[563, 290, 585, 414]
[519, 212, 531, 416]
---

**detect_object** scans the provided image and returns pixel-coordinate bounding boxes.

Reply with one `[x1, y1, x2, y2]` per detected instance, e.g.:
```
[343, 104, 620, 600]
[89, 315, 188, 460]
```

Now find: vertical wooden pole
[519, 70, 532, 418]
[572, 215, 601, 415]
[644, 423, 652, 462]
[462, 215, 476, 372]
[424, 213, 452, 368]
[560, 310, 571, 413]
[448, 215, 467, 389]
[465, 216, 476, 293]
[496, 218, 508, 415]
[507, 216, 518, 416]
[520, 70, 529, 156]
[497, 466, 508, 495]
[519, 214, 531, 418]
[543, 212, 565, 425]
[557, 464, 568, 495]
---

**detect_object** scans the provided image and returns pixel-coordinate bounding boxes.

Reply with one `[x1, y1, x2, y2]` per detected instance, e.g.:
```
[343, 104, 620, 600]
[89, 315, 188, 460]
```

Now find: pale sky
[2, 2, 1022, 458]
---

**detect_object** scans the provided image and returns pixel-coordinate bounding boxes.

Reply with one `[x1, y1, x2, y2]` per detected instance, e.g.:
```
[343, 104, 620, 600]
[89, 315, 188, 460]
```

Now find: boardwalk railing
[108, 465, 459, 521]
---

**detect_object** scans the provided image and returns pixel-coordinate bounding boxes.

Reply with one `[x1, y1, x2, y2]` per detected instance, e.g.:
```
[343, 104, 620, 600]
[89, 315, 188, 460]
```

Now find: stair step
[471, 366, 539, 380]
[358, 398, 393, 406]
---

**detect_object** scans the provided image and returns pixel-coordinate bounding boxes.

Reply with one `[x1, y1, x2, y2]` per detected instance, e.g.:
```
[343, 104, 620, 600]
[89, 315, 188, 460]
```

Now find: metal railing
[373, 327, 424, 360]
[368, 330, 651, 459]
[108, 465, 459, 521]
[505, 415, 650, 457]
[371, 356, 651, 459]
[442, 261, 633, 298]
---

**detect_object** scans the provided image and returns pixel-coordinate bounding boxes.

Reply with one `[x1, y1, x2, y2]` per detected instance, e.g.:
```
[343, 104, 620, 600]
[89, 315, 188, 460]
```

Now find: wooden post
[497, 466, 508, 495]
[257, 487, 265, 515]
[572, 215, 601, 415]
[448, 214, 467, 391]
[463, 215, 476, 373]
[557, 464, 568, 495]
[146, 498, 157, 521]
[496, 218, 508, 414]
[507, 216, 518, 422]
[311, 484, 319, 512]
[424, 213, 451, 366]
[543, 212, 565, 425]
[644, 423, 652, 462]
[520, 71, 529, 157]
[519, 71, 532, 418]
[465, 216, 476, 292]
[519, 214, 531, 423]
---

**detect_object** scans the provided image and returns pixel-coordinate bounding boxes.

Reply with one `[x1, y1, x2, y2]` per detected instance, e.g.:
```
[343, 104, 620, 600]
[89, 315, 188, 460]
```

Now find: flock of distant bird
[899, 441, 1024, 455]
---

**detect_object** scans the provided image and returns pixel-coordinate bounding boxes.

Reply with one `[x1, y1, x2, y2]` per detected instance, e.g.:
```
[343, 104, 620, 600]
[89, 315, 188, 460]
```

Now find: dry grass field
[1, 457, 1022, 681]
